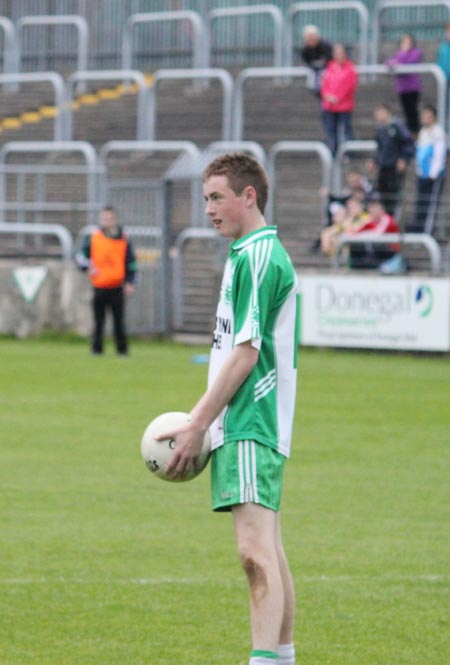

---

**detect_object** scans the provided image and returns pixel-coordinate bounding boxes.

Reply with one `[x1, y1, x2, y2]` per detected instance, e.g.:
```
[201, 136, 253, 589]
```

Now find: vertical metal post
[161, 178, 173, 335]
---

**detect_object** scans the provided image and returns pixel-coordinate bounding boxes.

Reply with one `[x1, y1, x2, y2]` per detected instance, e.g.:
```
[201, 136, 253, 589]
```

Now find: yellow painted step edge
[1, 117, 22, 129]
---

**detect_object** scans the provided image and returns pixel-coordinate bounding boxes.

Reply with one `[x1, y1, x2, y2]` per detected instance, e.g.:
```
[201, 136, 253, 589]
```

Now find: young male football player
[162, 153, 299, 665]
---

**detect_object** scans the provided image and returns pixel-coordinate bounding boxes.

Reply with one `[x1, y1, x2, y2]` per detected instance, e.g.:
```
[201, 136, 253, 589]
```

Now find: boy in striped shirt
[164, 153, 299, 665]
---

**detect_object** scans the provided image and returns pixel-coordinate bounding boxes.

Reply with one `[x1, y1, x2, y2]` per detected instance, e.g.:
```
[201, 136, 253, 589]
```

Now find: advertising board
[298, 275, 450, 352]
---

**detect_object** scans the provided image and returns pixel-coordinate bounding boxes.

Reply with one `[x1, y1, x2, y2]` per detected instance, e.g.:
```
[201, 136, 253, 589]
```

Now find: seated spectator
[310, 170, 373, 253]
[367, 102, 415, 215]
[321, 43, 358, 156]
[320, 195, 368, 257]
[386, 33, 423, 136]
[321, 169, 374, 225]
[408, 104, 447, 233]
[436, 22, 450, 115]
[300, 24, 333, 97]
[346, 194, 404, 271]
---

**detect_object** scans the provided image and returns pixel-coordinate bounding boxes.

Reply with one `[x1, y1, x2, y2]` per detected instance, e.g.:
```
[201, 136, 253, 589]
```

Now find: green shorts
[211, 440, 286, 512]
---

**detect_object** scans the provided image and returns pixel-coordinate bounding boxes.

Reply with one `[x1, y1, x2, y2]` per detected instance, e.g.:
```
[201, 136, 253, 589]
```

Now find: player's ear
[244, 185, 257, 208]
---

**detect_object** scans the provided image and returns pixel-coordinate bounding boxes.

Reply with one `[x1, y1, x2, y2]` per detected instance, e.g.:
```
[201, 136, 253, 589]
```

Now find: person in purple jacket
[386, 33, 423, 136]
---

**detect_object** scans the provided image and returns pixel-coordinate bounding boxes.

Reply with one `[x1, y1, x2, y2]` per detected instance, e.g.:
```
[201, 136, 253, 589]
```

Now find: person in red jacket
[320, 43, 358, 156]
[346, 194, 403, 269]
[76, 205, 138, 355]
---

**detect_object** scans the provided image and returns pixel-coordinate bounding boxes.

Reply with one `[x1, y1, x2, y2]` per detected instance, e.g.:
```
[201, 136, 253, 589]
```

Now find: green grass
[1, 337, 449, 665]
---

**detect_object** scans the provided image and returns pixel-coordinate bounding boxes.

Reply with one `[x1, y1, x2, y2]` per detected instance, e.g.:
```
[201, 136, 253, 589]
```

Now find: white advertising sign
[298, 274, 450, 352]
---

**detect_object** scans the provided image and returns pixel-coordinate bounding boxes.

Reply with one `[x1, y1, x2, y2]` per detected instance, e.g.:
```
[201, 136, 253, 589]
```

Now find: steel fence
[0, 2, 448, 73]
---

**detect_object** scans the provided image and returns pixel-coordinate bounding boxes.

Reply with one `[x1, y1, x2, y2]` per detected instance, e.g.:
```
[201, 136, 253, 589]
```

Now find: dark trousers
[92, 286, 127, 354]
[399, 91, 420, 135]
[377, 166, 403, 215]
[321, 110, 353, 156]
[349, 244, 396, 269]
[409, 177, 444, 233]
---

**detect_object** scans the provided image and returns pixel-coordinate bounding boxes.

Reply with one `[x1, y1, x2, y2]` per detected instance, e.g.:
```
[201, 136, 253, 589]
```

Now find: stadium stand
[0, 1, 448, 335]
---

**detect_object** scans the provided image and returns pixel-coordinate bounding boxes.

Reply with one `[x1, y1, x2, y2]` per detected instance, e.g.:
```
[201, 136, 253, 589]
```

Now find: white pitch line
[0, 574, 448, 585]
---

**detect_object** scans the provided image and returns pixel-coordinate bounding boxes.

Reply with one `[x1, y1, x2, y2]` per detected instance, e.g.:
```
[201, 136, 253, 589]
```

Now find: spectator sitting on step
[320, 195, 368, 257]
[366, 102, 415, 216]
[386, 33, 423, 137]
[345, 193, 405, 272]
[321, 169, 374, 226]
[320, 43, 358, 156]
[300, 24, 333, 98]
[407, 104, 447, 234]
[310, 170, 373, 253]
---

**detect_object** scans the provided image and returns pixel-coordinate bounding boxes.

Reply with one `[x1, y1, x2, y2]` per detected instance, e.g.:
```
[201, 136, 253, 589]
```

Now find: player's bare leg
[232, 503, 284, 663]
[275, 512, 296, 664]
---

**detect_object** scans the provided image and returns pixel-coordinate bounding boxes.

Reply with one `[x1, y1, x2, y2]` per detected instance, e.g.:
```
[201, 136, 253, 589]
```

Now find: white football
[141, 411, 211, 482]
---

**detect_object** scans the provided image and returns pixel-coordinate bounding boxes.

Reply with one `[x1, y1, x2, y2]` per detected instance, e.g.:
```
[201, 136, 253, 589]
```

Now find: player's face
[203, 175, 248, 239]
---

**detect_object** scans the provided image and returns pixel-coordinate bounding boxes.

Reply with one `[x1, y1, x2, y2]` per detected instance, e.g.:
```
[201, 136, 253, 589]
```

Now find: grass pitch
[1, 336, 449, 665]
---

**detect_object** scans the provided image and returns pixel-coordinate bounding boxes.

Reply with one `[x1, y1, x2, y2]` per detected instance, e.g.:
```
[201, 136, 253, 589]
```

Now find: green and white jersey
[208, 226, 299, 458]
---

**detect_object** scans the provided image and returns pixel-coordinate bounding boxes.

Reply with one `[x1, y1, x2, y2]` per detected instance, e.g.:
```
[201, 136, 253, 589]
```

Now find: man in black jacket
[300, 25, 333, 97]
[368, 103, 415, 215]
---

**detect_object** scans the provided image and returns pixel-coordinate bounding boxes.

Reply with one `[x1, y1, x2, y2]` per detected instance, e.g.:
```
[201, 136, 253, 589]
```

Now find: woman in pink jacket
[320, 43, 358, 156]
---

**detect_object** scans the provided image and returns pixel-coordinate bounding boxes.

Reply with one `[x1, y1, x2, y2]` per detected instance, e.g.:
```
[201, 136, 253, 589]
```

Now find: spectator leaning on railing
[300, 24, 333, 98]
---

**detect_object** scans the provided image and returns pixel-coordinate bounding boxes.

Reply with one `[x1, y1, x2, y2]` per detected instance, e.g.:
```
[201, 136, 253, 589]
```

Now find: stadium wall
[2, 258, 450, 353]
[0, 259, 163, 338]
[0, 260, 90, 338]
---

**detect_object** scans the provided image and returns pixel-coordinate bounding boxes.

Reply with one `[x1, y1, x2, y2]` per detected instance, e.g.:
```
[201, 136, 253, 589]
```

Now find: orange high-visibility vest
[90, 230, 127, 288]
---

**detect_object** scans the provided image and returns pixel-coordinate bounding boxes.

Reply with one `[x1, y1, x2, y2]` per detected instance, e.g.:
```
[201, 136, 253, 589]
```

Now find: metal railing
[0, 72, 66, 140]
[444, 241, 450, 273]
[232, 66, 312, 141]
[147, 68, 234, 142]
[98, 139, 201, 226]
[98, 141, 202, 334]
[2, 2, 450, 74]
[201, 140, 267, 168]
[173, 227, 224, 331]
[207, 4, 284, 68]
[0, 16, 18, 76]
[286, 1, 370, 66]
[333, 140, 377, 192]
[333, 232, 442, 274]
[64, 69, 150, 141]
[267, 140, 333, 225]
[232, 63, 447, 141]
[16, 14, 89, 79]
[0, 222, 73, 260]
[372, 0, 450, 64]
[0, 141, 99, 226]
[164, 140, 267, 227]
[121, 11, 207, 72]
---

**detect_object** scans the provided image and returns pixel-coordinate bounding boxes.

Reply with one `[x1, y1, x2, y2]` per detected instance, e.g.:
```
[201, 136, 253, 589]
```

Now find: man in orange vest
[76, 206, 138, 355]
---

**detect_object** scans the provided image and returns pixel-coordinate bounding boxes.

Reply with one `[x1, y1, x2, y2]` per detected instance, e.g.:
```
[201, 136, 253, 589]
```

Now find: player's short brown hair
[203, 152, 269, 214]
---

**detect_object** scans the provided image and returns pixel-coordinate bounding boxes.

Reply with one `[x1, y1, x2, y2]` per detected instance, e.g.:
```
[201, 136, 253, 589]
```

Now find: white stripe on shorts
[250, 441, 259, 503]
[239, 441, 259, 504]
